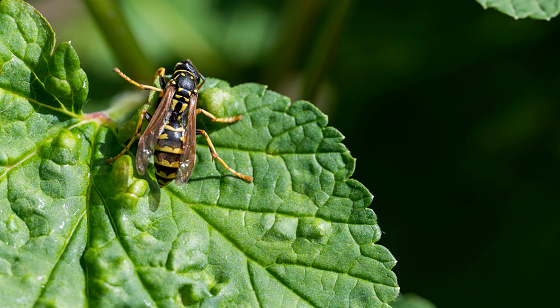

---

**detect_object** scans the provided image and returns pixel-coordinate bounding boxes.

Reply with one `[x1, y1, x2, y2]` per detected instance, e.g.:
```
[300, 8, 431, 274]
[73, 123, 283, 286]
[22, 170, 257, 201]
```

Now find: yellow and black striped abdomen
[153, 69, 195, 187]
[154, 120, 184, 187]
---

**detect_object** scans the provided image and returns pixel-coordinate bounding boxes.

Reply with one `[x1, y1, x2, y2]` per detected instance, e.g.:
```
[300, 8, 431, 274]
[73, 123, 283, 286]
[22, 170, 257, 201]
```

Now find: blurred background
[29, 0, 560, 307]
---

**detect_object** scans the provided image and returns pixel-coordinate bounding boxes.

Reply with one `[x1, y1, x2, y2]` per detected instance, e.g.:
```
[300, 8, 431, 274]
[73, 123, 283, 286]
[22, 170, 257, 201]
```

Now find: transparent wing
[176, 94, 198, 185]
[136, 85, 175, 175]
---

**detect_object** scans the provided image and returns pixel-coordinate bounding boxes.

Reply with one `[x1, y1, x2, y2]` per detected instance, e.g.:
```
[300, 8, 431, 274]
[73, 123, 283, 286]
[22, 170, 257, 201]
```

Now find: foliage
[477, 0, 560, 20]
[0, 0, 398, 306]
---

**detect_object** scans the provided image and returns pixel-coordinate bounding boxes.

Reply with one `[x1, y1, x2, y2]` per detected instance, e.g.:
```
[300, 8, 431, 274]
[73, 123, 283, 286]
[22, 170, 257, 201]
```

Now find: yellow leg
[197, 129, 253, 182]
[197, 108, 242, 123]
[114, 67, 163, 92]
[154, 67, 165, 80]
[107, 109, 147, 164]
[154, 67, 166, 89]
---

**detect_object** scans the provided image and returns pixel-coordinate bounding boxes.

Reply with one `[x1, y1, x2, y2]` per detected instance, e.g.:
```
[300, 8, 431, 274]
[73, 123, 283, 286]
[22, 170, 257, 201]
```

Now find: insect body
[108, 60, 253, 187]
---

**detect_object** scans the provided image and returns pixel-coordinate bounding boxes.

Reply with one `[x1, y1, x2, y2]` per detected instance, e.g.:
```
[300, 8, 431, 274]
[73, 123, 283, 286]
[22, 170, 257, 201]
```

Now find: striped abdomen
[154, 120, 184, 187]
[153, 96, 189, 187]
[153, 69, 196, 187]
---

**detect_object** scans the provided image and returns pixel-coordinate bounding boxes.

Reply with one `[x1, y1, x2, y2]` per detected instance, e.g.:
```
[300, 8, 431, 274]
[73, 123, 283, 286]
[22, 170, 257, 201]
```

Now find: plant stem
[83, 0, 153, 79]
[301, 0, 352, 101]
[264, 0, 325, 87]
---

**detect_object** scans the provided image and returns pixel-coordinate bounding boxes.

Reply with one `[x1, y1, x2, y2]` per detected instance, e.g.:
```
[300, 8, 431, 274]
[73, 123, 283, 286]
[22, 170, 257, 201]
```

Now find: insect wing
[136, 85, 175, 175]
[176, 94, 198, 184]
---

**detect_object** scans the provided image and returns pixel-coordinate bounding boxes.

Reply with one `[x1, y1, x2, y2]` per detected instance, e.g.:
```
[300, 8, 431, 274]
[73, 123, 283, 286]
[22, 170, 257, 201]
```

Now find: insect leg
[114, 67, 163, 92]
[197, 74, 206, 90]
[196, 129, 253, 181]
[197, 108, 242, 123]
[107, 109, 148, 164]
[154, 67, 166, 89]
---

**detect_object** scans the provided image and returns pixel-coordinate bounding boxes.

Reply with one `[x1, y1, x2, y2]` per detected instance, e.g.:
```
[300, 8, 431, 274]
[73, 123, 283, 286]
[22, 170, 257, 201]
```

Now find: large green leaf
[0, 0, 398, 306]
[477, 0, 560, 20]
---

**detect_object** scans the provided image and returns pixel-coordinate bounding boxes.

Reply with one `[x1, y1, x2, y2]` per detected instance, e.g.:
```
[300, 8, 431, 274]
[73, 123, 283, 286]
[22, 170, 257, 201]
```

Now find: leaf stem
[301, 0, 353, 101]
[264, 0, 325, 87]
[82, 0, 153, 79]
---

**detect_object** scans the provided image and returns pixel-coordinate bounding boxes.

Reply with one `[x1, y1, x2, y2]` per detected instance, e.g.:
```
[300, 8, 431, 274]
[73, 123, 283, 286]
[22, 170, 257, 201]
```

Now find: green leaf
[0, 0, 398, 307]
[0, 0, 89, 306]
[391, 294, 437, 308]
[476, 0, 560, 20]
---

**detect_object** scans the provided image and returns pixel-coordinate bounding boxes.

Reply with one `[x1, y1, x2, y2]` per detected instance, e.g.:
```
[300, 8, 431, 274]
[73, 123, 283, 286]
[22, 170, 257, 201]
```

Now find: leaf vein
[0, 147, 38, 181]
[0, 40, 71, 114]
[0, 85, 76, 118]
[32, 209, 87, 307]
[264, 118, 322, 154]
[246, 260, 263, 308]
[91, 183, 158, 304]
[272, 261, 395, 289]
[0, 120, 87, 181]
[185, 204, 319, 307]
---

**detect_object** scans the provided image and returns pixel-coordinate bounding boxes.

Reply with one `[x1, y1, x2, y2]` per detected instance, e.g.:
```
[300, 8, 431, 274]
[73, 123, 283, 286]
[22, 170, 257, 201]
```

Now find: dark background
[31, 0, 560, 306]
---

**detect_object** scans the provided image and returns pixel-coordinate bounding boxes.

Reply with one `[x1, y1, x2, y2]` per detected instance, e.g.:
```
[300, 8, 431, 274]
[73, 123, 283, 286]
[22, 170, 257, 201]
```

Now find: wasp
[107, 60, 253, 187]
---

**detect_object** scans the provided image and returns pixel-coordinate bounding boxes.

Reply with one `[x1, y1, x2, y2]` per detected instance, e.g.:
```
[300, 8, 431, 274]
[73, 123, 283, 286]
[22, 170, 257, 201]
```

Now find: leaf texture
[0, 0, 89, 306]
